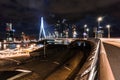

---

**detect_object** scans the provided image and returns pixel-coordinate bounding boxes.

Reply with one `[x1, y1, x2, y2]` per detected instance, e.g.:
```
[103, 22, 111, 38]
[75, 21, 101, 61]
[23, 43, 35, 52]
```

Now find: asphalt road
[0, 44, 84, 80]
[0, 40, 94, 80]
[104, 43, 120, 80]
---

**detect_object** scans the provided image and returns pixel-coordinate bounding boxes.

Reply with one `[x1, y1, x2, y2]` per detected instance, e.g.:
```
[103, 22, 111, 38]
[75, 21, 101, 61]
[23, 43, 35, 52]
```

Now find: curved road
[0, 40, 95, 80]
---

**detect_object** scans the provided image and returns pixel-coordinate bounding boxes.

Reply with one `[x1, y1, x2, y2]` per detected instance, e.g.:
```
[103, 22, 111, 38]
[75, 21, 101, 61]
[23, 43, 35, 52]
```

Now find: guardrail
[74, 40, 100, 80]
[88, 40, 100, 80]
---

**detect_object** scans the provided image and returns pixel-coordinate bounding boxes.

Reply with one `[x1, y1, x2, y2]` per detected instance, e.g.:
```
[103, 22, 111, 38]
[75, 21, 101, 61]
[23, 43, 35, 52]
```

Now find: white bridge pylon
[39, 17, 46, 40]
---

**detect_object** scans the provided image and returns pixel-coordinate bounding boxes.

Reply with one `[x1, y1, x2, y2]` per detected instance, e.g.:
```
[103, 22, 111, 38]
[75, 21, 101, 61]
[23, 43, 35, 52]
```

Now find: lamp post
[97, 17, 103, 38]
[84, 24, 87, 32]
[86, 28, 89, 38]
[106, 25, 111, 38]
[97, 17, 103, 29]
[83, 24, 87, 38]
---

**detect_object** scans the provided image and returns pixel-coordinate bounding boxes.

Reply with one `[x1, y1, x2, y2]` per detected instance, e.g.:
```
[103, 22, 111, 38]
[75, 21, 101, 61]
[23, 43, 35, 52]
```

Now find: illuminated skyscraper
[72, 24, 77, 38]
[6, 23, 14, 41]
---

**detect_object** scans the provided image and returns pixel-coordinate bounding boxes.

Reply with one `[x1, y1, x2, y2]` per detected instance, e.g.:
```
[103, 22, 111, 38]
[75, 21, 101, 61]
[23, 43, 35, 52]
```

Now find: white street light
[106, 24, 111, 38]
[97, 17, 103, 28]
[97, 17, 103, 38]
[106, 24, 110, 28]
[17, 44, 20, 54]
[17, 45, 20, 49]
[84, 24, 87, 28]
[86, 28, 89, 38]
[83, 24, 87, 38]
[30, 44, 34, 48]
[86, 28, 89, 32]
[84, 24, 87, 32]
[97, 17, 103, 22]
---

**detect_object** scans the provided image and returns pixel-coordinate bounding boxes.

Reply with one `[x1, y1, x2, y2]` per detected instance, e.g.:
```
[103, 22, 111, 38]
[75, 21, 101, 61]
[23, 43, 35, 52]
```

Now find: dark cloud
[0, 0, 119, 23]
[0, 0, 120, 18]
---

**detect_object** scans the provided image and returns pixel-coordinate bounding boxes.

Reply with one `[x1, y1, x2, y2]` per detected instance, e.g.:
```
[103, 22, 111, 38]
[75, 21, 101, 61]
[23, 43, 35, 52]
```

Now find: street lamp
[106, 24, 111, 38]
[83, 24, 87, 38]
[97, 17, 103, 29]
[97, 17, 103, 38]
[86, 28, 89, 38]
[84, 24, 87, 31]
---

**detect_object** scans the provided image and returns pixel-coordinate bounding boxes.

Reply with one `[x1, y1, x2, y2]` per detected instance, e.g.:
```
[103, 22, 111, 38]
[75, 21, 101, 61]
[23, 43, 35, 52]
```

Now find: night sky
[0, 0, 120, 39]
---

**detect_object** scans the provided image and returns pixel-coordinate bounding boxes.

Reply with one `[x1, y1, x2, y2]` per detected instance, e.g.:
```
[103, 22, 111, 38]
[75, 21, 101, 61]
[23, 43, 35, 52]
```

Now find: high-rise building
[6, 23, 14, 41]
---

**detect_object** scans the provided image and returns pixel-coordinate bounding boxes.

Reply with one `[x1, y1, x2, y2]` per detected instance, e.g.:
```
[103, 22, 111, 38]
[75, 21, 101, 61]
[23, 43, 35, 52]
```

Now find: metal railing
[88, 40, 100, 80]
[75, 40, 100, 80]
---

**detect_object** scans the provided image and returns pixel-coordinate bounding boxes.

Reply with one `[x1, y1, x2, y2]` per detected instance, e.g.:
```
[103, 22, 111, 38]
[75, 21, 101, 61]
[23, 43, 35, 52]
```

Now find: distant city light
[97, 17, 103, 22]
[106, 24, 111, 28]
[17, 45, 20, 48]
[84, 24, 87, 28]
[86, 28, 89, 32]
[97, 16, 104, 38]
[12, 29, 15, 32]
[30, 44, 34, 48]
[106, 24, 111, 38]
[83, 32, 87, 36]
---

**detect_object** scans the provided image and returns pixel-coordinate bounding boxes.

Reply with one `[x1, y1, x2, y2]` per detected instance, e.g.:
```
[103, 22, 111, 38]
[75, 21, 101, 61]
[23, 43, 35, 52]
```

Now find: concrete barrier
[99, 42, 115, 80]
